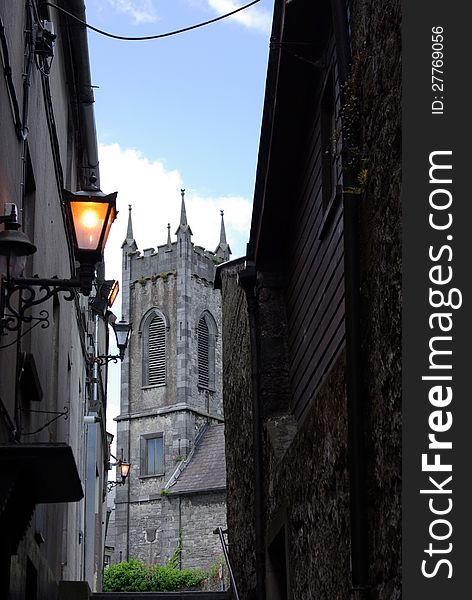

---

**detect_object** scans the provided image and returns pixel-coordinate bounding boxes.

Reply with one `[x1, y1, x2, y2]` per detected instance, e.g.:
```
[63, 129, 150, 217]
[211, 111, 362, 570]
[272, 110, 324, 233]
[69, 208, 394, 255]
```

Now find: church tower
[113, 192, 229, 568]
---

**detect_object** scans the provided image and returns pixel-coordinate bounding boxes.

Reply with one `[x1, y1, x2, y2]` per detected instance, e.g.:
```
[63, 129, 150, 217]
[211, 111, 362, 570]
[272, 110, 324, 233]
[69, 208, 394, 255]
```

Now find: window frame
[140, 433, 165, 478]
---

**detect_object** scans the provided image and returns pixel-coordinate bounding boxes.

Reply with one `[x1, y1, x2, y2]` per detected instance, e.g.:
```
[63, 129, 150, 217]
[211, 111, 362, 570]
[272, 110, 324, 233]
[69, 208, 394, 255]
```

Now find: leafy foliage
[151, 564, 206, 591]
[166, 529, 182, 569]
[103, 558, 206, 593]
[103, 559, 150, 592]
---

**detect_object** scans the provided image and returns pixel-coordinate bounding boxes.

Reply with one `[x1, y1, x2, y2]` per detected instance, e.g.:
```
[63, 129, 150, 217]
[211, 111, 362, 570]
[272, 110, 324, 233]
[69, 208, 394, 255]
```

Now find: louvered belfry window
[148, 314, 166, 385]
[198, 316, 210, 388]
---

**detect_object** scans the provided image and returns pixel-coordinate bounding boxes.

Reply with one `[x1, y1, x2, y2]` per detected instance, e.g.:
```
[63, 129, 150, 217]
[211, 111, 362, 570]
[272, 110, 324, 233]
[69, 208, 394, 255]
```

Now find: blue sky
[82, 1, 273, 438]
[84, 0, 273, 263]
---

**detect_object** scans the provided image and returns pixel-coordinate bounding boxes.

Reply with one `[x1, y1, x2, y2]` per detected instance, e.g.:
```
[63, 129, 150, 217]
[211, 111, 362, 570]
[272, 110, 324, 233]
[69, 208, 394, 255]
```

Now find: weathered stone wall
[221, 267, 352, 598]
[219, 260, 257, 599]
[127, 254, 223, 419]
[352, 0, 402, 597]
[128, 275, 178, 413]
[128, 499, 162, 562]
[119, 492, 226, 570]
[265, 357, 351, 599]
[180, 493, 227, 570]
[161, 493, 227, 570]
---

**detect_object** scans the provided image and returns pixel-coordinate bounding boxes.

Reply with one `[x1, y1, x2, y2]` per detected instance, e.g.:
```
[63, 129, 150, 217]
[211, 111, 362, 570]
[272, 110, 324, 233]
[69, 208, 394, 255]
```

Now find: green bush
[103, 559, 206, 593]
[103, 559, 150, 592]
[150, 564, 206, 591]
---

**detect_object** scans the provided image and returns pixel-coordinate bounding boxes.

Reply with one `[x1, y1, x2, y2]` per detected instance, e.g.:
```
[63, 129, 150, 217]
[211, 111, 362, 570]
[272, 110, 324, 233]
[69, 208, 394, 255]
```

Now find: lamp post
[0, 184, 117, 334]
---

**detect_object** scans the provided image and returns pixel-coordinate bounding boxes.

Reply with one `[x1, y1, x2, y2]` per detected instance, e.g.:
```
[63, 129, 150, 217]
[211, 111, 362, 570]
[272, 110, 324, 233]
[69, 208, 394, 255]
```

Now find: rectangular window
[140, 434, 164, 476]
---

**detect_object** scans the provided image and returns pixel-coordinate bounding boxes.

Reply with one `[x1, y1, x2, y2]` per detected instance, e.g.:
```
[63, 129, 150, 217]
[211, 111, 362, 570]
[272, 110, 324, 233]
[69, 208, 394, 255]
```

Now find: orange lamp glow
[119, 461, 131, 480]
[63, 186, 117, 266]
[107, 280, 119, 307]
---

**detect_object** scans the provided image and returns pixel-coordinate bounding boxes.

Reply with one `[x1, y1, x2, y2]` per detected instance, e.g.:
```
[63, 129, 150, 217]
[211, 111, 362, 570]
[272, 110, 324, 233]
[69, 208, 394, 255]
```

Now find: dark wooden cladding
[286, 36, 345, 421]
[288, 218, 343, 363]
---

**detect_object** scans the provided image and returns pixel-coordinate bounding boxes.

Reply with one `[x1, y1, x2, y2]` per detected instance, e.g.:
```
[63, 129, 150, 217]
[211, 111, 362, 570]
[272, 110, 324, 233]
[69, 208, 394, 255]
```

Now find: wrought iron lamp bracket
[107, 479, 125, 492]
[1, 276, 79, 334]
[88, 354, 120, 367]
[20, 406, 69, 436]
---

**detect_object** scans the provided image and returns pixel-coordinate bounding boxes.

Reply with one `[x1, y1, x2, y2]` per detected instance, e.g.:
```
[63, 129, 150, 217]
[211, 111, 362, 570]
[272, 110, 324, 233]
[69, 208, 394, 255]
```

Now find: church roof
[169, 424, 226, 495]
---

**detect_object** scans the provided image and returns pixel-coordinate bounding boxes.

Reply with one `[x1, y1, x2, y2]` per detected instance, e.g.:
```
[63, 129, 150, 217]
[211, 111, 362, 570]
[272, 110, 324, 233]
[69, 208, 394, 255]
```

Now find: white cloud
[99, 142, 251, 285]
[107, 0, 158, 24]
[207, 0, 271, 34]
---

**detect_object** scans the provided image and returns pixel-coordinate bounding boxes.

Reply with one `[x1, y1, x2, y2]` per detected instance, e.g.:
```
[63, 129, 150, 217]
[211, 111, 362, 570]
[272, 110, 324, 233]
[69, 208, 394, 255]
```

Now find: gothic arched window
[141, 308, 167, 386]
[197, 311, 217, 390]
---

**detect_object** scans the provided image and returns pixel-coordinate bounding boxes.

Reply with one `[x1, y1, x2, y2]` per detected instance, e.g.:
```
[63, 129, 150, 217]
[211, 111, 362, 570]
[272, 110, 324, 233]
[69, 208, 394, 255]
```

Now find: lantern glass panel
[70, 201, 109, 251]
[120, 462, 130, 479]
[101, 205, 116, 250]
[0, 253, 26, 278]
[107, 280, 119, 307]
[114, 321, 131, 348]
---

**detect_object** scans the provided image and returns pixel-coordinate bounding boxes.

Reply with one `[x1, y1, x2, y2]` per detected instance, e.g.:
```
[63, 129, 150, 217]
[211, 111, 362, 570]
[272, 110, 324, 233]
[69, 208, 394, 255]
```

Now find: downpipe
[330, 0, 370, 595]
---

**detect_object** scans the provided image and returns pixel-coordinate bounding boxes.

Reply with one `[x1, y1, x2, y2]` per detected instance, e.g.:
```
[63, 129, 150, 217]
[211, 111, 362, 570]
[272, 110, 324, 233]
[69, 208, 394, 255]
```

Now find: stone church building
[112, 191, 228, 569]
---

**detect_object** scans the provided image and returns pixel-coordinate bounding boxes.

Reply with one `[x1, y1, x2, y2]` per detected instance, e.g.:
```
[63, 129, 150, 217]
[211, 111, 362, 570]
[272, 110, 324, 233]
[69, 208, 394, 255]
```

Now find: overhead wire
[0, 15, 23, 139]
[44, 0, 261, 41]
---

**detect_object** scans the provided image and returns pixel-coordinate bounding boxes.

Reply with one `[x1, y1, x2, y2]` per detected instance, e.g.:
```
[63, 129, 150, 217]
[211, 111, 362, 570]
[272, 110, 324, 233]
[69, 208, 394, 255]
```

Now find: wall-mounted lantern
[0, 204, 36, 279]
[88, 316, 132, 366]
[107, 453, 131, 492]
[113, 318, 132, 360]
[0, 182, 117, 334]
[63, 186, 117, 294]
[119, 460, 131, 480]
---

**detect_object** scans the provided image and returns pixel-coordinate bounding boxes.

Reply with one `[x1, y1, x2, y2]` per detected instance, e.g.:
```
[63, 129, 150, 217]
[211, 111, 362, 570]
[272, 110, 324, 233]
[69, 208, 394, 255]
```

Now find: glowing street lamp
[0, 182, 118, 334]
[63, 185, 117, 293]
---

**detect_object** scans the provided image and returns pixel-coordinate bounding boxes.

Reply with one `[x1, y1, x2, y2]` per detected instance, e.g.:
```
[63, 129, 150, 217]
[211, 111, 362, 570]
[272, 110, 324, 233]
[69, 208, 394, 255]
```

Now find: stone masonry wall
[129, 274, 178, 413]
[128, 499, 162, 563]
[352, 0, 402, 597]
[128, 258, 223, 418]
[264, 356, 351, 599]
[255, 271, 352, 598]
[161, 493, 227, 570]
[122, 492, 227, 569]
[180, 493, 227, 570]
[219, 260, 257, 599]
